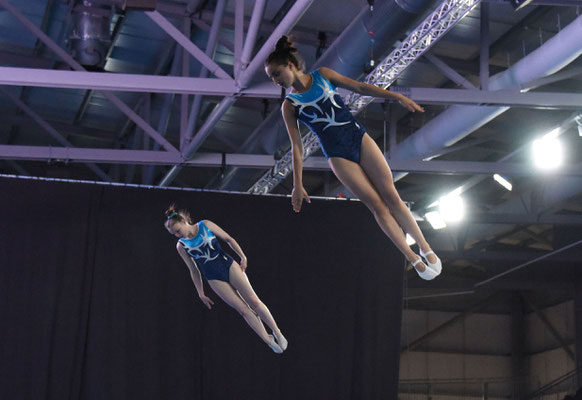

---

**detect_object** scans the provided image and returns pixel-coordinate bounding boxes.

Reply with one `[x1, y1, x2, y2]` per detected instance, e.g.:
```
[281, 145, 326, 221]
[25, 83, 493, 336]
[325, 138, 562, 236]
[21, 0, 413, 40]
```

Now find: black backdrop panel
[0, 177, 404, 400]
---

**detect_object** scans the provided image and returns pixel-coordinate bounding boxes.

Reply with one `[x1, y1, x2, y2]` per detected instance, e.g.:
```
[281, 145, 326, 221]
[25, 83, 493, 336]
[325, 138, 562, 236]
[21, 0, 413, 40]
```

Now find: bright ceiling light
[425, 211, 447, 230]
[544, 128, 560, 139]
[532, 136, 563, 171]
[493, 174, 512, 191]
[439, 194, 465, 222]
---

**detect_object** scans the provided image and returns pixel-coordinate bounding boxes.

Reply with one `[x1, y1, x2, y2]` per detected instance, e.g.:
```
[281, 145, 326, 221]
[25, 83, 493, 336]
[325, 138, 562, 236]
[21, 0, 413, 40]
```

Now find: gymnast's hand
[291, 186, 311, 213]
[199, 294, 214, 310]
[397, 95, 424, 113]
[240, 256, 248, 272]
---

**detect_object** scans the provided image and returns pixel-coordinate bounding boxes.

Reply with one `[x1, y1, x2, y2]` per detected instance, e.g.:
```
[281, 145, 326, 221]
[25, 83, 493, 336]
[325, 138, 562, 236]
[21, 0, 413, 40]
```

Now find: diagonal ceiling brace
[145, 10, 232, 80]
[521, 292, 576, 362]
[401, 293, 498, 353]
[0, 87, 110, 181]
[0, 0, 180, 156]
[158, 0, 315, 187]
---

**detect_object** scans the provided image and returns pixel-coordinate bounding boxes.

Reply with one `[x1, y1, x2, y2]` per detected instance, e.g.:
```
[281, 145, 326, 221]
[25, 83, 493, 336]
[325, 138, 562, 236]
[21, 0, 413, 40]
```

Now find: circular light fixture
[532, 136, 563, 171]
[438, 194, 465, 222]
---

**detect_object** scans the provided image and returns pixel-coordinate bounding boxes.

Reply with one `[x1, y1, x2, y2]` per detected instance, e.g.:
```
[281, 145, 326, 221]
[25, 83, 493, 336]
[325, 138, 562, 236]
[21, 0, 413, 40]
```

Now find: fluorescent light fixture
[493, 174, 512, 191]
[439, 194, 465, 222]
[532, 136, 563, 170]
[406, 233, 416, 246]
[425, 211, 447, 230]
[578, 124, 582, 137]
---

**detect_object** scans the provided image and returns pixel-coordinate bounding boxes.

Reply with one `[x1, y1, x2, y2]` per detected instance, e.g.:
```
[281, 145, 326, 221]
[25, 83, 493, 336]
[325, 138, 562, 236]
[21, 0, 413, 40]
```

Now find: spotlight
[532, 136, 563, 171]
[439, 194, 465, 223]
[425, 211, 446, 230]
[493, 174, 512, 191]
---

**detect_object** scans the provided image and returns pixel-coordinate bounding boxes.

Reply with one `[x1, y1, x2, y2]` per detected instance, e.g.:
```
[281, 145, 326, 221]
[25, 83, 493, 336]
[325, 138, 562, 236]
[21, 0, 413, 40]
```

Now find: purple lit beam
[0, 87, 110, 181]
[0, 0, 179, 155]
[2, 145, 582, 177]
[0, 67, 280, 97]
[145, 10, 232, 80]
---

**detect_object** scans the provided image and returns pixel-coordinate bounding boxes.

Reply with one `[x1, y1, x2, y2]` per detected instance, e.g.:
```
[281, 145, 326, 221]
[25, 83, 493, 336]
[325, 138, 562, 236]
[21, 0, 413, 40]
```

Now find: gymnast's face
[166, 221, 189, 239]
[265, 62, 295, 89]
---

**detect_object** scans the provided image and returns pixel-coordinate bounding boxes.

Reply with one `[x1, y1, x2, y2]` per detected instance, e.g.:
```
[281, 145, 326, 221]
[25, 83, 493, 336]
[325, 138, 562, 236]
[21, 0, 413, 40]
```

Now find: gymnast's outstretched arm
[318, 67, 424, 113]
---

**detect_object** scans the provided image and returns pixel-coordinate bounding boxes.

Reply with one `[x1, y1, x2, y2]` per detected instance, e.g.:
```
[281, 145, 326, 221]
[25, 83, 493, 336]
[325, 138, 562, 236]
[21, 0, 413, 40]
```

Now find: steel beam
[521, 292, 576, 362]
[190, 18, 234, 52]
[519, 66, 582, 91]
[424, 53, 477, 90]
[4, 66, 581, 107]
[180, 18, 191, 151]
[401, 87, 582, 109]
[0, 88, 110, 182]
[0, 66, 244, 95]
[0, 0, 179, 155]
[1, 146, 581, 178]
[0, 145, 286, 168]
[159, 0, 315, 186]
[0, 113, 118, 141]
[233, 0, 244, 79]
[143, 46, 183, 184]
[240, 0, 266, 74]
[184, 0, 227, 146]
[194, 8, 337, 49]
[401, 294, 498, 353]
[475, 238, 582, 287]
[145, 11, 231, 80]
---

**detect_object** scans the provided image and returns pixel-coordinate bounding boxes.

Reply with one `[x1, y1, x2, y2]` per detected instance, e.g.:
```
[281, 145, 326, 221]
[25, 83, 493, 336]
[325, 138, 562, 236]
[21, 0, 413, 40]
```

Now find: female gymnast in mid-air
[164, 206, 288, 353]
[264, 36, 441, 280]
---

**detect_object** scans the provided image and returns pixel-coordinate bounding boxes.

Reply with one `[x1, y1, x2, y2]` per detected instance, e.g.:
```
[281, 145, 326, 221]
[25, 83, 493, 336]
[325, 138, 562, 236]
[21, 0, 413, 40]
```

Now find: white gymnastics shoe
[412, 256, 439, 280]
[268, 335, 284, 354]
[420, 249, 442, 275]
[275, 332, 288, 351]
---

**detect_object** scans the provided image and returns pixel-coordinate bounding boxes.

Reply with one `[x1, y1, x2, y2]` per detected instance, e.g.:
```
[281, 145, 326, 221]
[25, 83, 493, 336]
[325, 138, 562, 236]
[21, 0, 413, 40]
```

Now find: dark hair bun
[265, 35, 303, 71]
[275, 36, 290, 51]
[275, 35, 296, 53]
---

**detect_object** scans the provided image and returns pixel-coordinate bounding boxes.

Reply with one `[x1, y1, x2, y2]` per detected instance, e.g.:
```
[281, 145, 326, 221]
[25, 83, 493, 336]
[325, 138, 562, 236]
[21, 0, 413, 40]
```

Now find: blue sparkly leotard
[286, 69, 367, 163]
[178, 220, 234, 282]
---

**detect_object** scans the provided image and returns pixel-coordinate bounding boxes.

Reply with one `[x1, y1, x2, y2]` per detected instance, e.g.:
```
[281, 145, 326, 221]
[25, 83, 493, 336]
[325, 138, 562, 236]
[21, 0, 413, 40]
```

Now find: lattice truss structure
[249, 0, 482, 195]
